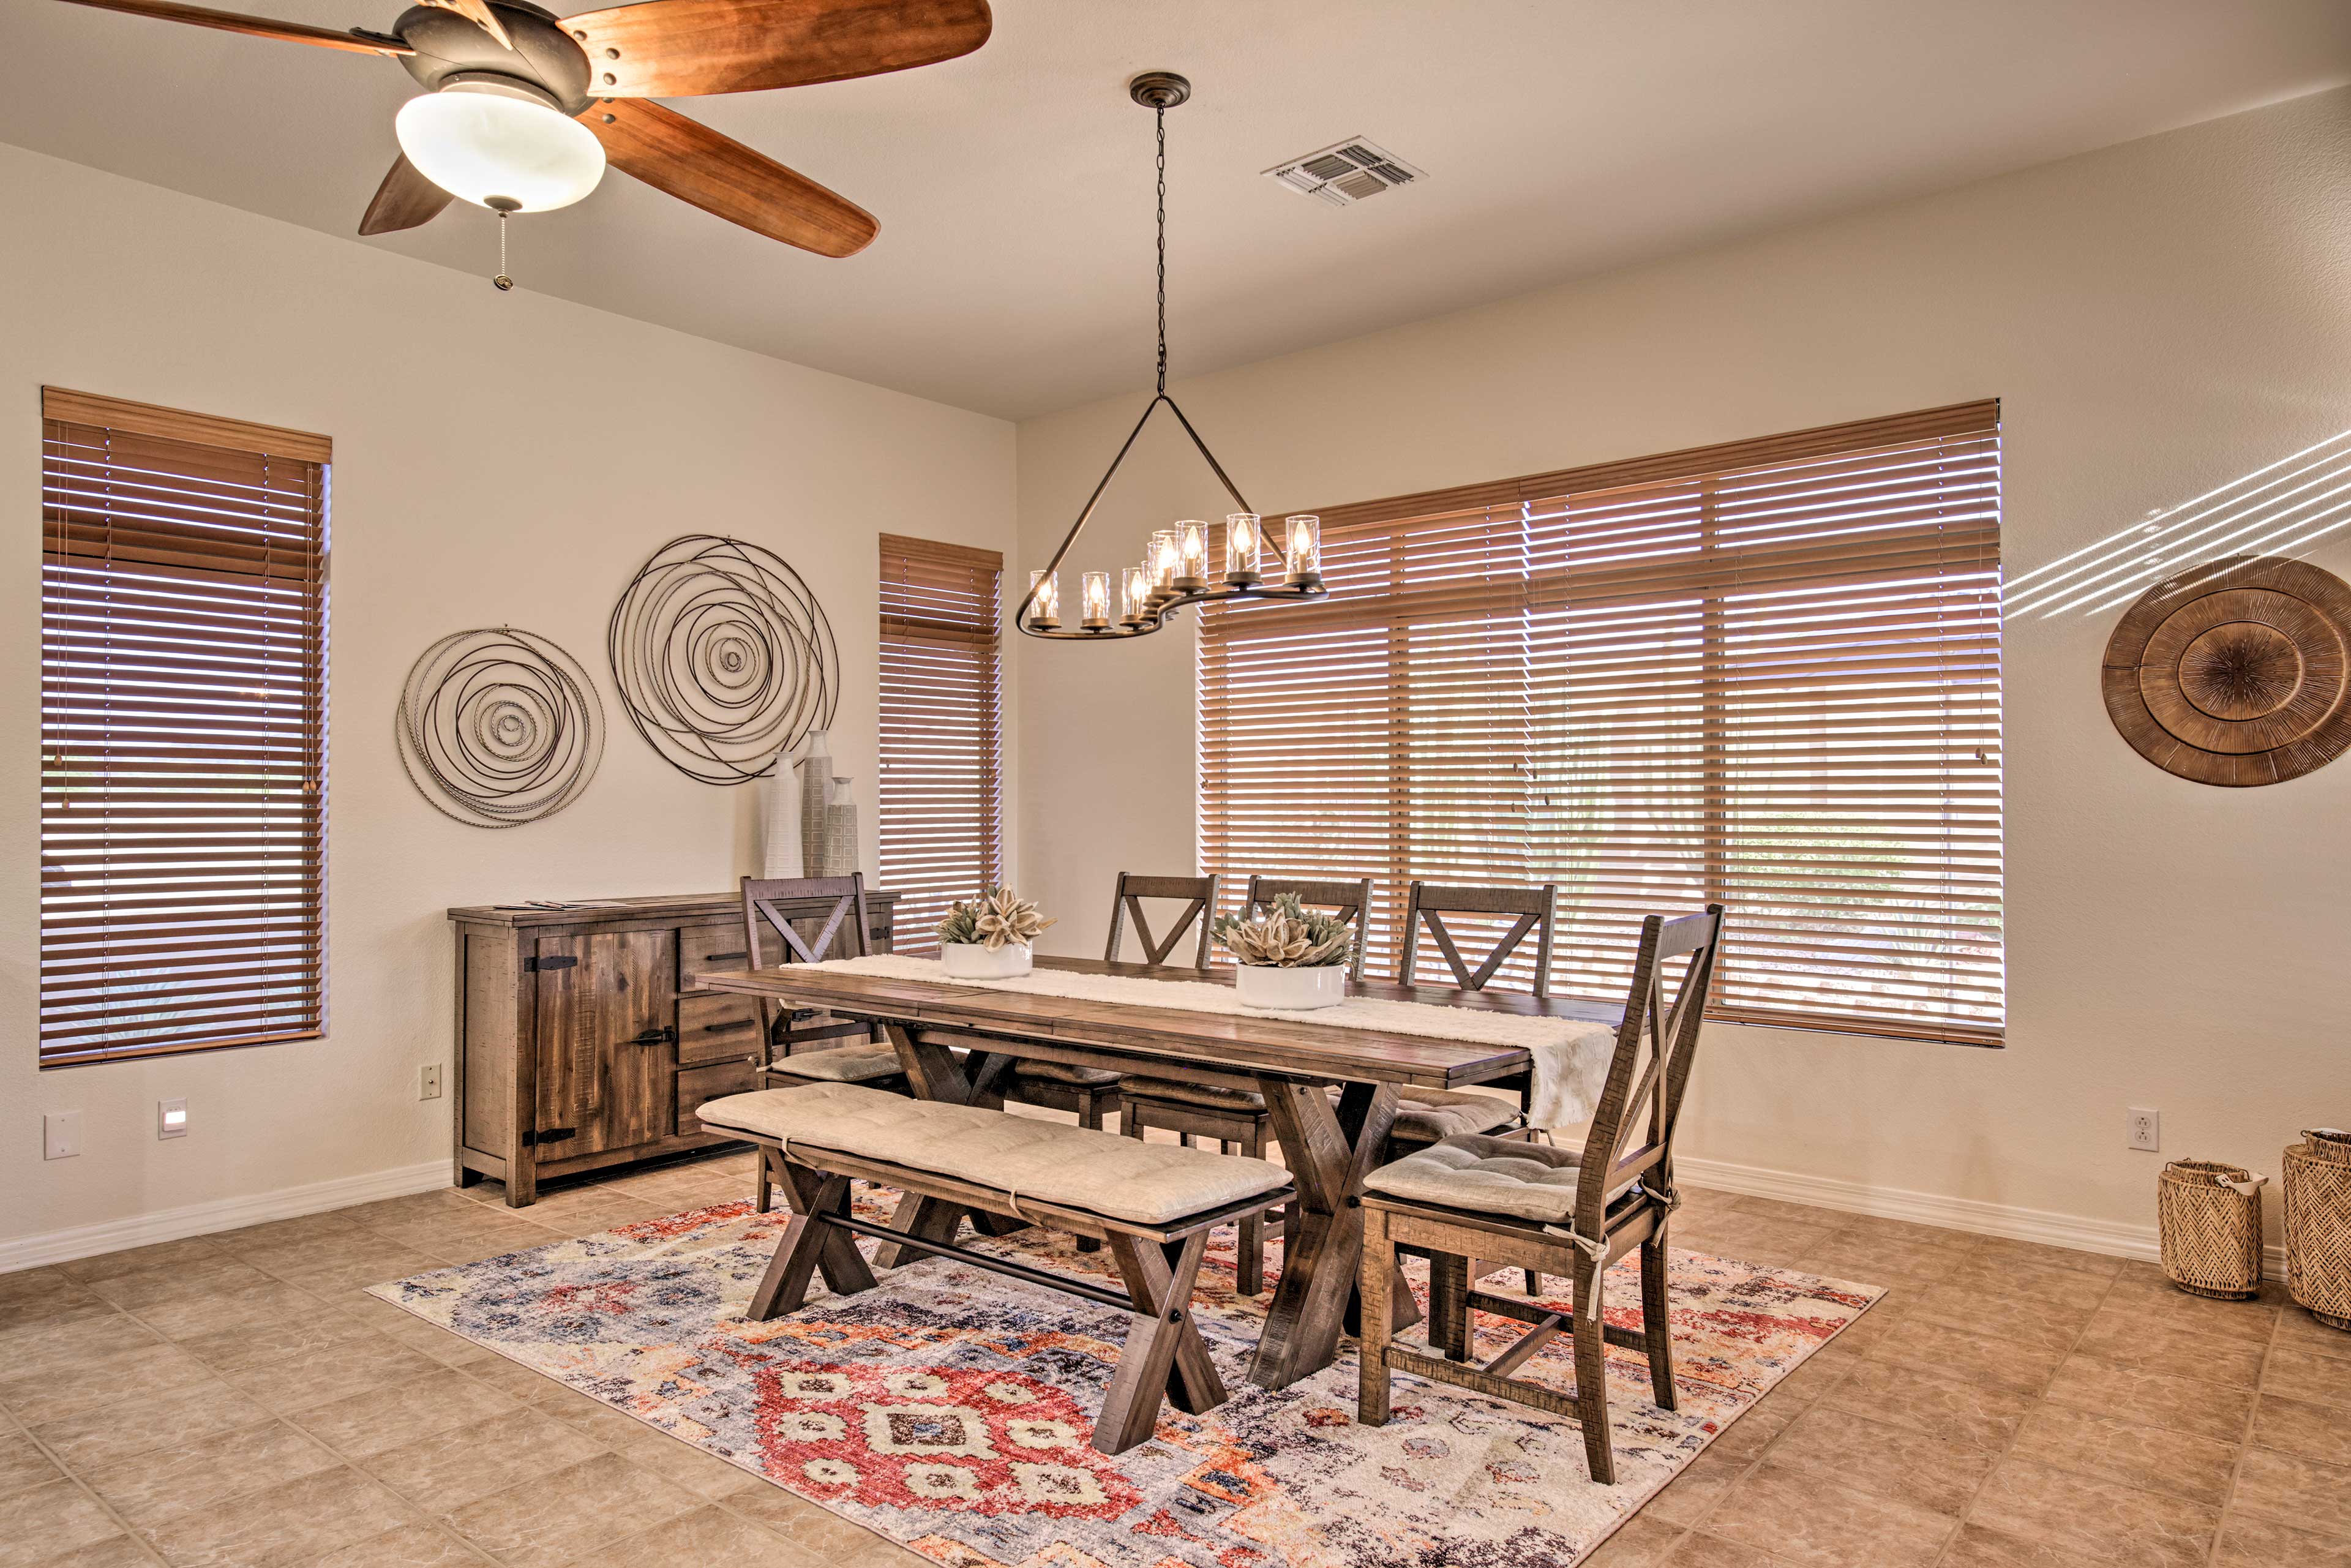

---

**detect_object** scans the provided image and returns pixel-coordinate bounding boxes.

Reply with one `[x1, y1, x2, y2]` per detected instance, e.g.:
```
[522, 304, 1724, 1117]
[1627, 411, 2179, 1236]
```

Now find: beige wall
[1013, 86, 2351, 1245]
[1, 141, 1015, 1254]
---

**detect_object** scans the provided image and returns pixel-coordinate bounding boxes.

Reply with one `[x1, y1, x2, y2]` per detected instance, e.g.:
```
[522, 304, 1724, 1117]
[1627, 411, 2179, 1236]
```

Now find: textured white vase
[795, 730, 831, 874]
[940, 942, 1032, 979]
[1234, 963, 1348, 1010]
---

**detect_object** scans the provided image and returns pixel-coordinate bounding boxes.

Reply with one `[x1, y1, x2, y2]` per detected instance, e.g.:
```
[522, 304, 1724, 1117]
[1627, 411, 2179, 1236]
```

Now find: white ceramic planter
[1234, 962, 1348, 1010]
[940, 942, 1033, 979]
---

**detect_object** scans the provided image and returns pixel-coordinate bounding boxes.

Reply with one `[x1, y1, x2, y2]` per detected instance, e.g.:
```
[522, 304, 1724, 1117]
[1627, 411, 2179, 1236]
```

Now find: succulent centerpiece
[1212, 892, 1355, 1010]
[936, 887, 1055, 978]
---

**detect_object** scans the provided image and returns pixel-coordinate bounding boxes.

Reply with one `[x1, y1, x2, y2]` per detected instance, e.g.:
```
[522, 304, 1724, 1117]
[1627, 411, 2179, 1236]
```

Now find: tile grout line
[2202, 1292, 2278, 1567]
[0, 1390, 176, 1568]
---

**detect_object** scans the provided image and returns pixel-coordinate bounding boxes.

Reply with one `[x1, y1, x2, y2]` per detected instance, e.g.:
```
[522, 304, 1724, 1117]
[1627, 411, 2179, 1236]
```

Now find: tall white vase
[795, 730, 832, 875]
[759, 763, 801, 879]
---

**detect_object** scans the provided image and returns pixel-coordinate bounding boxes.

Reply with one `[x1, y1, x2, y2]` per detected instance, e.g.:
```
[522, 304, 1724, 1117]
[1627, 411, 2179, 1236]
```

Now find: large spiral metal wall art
[396, 627, 605, 827]
[607, 534, 839, 784]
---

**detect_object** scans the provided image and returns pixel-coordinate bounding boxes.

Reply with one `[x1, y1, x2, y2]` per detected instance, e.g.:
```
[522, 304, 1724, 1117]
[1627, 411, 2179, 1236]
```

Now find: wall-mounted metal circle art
[607, 534, 839, 784]
[2102, 553, 2351, 787]
[397, 627, 604, 826]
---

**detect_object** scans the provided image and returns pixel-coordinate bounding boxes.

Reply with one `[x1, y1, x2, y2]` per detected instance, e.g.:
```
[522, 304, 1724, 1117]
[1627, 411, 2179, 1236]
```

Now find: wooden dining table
[691, 953, 1622, 1392]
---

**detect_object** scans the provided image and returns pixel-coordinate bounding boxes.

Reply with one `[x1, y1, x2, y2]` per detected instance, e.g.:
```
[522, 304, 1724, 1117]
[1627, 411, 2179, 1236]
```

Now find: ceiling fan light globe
[395, 85, 606, 214]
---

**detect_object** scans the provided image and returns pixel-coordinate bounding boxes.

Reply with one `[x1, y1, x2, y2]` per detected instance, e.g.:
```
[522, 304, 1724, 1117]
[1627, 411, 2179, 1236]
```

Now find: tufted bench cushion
[1011, 1060, 1123, 1089]
[767, 1046, 905, 1084]
[1360, 1132, 1601, 1225]
[697, 1083, 1289, 1226]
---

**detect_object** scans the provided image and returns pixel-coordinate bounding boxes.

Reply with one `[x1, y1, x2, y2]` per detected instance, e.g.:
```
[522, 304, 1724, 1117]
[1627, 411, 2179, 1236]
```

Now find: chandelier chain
[1155, 102, 1167, 396]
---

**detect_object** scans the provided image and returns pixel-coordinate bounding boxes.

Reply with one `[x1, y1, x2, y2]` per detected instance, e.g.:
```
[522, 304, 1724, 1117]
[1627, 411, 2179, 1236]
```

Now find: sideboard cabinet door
[530, 929, 678, 1159]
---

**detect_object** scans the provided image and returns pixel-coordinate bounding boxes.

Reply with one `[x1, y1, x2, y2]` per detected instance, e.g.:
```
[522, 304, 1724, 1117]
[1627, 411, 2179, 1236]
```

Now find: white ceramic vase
[940, 942, 1033, 980]
[1234, 962, 1347, 1010]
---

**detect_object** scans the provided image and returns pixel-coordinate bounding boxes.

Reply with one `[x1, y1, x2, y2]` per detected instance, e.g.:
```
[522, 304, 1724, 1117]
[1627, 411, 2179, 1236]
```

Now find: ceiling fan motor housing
[394, 2, 592, 114]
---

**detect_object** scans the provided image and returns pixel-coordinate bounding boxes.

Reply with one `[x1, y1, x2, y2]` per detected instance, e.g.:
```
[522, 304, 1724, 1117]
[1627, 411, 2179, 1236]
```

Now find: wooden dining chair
[1358, 905, 1727, 1485]
[1245, 875, 1374, 981]
[741, 874, 901, 1209]
[1105, 871, 1221, 967]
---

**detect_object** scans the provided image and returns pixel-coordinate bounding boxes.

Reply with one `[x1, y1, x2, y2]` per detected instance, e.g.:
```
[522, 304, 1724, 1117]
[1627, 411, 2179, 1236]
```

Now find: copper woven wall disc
[2102, 554, 2351, 786]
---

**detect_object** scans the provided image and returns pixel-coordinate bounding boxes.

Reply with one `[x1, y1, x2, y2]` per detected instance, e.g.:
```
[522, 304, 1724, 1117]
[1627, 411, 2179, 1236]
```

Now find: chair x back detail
[1245, 876, 1373, 982]
[740, 874, 900, 1210]
[1398, 881, 1558, 996]
[1106, 872, 1221, 968]
[1357, 905, 1727, 1484]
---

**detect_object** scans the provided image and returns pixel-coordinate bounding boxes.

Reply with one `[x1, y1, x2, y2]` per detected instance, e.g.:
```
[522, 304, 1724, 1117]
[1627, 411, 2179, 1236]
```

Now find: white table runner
[806, 954, 1618, 1130]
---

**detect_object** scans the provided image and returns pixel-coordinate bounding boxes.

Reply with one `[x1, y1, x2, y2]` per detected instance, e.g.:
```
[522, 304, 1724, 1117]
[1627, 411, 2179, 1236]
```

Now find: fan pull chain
[490, 197, 517, 292]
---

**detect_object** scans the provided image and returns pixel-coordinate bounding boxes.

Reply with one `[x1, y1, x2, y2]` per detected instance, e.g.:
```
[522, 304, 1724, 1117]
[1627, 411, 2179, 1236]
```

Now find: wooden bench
[696, 1083, 1295, 1455]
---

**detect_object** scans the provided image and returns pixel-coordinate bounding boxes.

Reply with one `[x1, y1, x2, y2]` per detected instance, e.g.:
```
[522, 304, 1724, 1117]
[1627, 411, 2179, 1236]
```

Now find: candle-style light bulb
[1081, 570, 1110, 628]
[1225, 513, 1261, 583]
[1149, 530, 1180, 596]
[1283, 514, 1322, 585]
[1122, 565, 1150, 623]
[1029, 568, 1060, 628]
[1175, 520, 1208, 590]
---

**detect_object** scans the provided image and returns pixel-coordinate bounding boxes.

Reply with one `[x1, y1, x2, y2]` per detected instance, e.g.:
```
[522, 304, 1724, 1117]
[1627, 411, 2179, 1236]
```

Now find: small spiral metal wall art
[607, 534, 839, 784]
[396, 627, 605, 827]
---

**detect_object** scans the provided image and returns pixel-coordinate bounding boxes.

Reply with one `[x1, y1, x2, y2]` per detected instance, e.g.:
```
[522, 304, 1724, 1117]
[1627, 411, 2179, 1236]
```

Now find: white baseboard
[1676, 1153, 2292, 1275]
[1, 1160, 449, 1275]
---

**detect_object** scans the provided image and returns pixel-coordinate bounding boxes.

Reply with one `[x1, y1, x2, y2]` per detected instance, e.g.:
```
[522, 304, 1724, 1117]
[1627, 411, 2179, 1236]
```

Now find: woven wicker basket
[2158, 1159, 2265, 1300]
[2284, 1130, 2351, 1331]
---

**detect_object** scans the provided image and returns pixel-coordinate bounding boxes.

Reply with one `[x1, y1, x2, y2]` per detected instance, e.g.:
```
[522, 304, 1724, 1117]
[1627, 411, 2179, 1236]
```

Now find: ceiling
[6, 1, 2349, 420]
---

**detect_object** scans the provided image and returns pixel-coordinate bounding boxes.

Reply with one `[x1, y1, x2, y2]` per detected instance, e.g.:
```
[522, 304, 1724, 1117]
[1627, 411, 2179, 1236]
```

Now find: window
[41, 388, 330, 1067]
[1199, 401, 2002, 1043]
[877, 535, 1005, 955]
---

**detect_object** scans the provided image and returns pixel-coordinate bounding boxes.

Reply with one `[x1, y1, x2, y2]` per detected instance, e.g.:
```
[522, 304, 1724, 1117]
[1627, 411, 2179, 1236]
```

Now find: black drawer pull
[700, 1018, 756, 1034]
[702, 951, 748, 963]
[626, 1026, 678, 1046]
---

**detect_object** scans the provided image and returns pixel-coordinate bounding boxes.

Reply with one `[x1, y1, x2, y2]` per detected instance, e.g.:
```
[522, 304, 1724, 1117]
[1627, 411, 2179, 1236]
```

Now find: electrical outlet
[158, 1097, 189, 1140]
[44, 1111, 83, 1160]
[419, 1064, 443, 1100]
[2128, 1107, 2160, 1152]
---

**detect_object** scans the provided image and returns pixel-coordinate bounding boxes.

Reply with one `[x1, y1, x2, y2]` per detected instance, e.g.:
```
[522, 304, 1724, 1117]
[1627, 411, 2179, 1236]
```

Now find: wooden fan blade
[53, 0, 411, 54]
[414, 0, 511, 51]
[358, 154, 456, 235]
[558, 0, 988, 98]
[582, 99, 877, 257]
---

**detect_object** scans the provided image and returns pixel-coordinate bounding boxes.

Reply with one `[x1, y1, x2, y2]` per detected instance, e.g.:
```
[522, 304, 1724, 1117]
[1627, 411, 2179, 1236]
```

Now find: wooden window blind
[40, 388, 331, 1068]
[1199, 400, 2003, 1044]
[878, 535, 1004, 955]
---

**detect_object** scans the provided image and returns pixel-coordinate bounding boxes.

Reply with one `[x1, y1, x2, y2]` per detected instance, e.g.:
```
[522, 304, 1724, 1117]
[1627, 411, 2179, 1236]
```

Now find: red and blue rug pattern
[371, 1191, 1878, 1566]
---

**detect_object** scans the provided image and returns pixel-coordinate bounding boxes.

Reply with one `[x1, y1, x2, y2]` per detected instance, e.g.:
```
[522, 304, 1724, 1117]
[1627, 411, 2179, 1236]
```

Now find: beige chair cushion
[696, 1083, 1289, 1226]
[1389, 1087, 1521, 1142]
[1122, 1076, 1266, 1112]
[1362, 1133, 1590, 1225]
[765, 1047, 906, 1085]
[1010, 1060, 1122, 1089]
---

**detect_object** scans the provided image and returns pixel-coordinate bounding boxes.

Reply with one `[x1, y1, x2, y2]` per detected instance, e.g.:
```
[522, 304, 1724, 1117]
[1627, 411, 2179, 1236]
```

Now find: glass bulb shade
[1284, 514, 1322, 577]
[395, 85, 606, 213]
[1122, 565, 1150, 620]
[1177, 520, 1208, 576]
[1028, 568, 1060, 623]
[1226, 514, 1261, 576]
[1081, 571, 1111, 621]
[1149, 530, 1180, 590]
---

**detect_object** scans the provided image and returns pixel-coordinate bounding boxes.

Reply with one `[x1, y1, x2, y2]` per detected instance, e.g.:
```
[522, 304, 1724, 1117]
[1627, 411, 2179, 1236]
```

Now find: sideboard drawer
[678, 1060, 759, 1134]
[677, 991, 762, 1065]
[679, 921, 752, 991]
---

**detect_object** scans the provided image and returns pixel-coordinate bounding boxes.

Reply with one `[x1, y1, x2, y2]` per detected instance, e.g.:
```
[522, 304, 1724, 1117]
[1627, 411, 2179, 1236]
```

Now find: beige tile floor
[3, 1149, 2345, 1568]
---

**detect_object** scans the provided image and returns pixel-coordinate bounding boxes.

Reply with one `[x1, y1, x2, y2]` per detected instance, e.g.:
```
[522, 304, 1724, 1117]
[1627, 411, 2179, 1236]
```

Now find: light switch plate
[158, 1097, 189, 1139]
[44, 1111, 82, 1160]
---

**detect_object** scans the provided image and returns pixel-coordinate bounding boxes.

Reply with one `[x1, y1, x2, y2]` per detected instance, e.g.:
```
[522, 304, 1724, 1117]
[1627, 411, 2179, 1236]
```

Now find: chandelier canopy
[1015, 72, 1329, 640]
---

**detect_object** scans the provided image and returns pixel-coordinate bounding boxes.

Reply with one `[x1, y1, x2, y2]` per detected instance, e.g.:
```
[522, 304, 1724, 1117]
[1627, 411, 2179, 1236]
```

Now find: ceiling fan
[55, 0, 992, 257]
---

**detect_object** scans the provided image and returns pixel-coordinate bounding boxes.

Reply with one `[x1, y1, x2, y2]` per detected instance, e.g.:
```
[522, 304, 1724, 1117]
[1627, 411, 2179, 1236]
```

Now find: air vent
[1264, 137, 1423, 207]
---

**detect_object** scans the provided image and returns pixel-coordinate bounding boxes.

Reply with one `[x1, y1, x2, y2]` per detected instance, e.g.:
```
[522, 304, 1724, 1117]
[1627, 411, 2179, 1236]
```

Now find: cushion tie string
[1537, 1223, 1613, 1324]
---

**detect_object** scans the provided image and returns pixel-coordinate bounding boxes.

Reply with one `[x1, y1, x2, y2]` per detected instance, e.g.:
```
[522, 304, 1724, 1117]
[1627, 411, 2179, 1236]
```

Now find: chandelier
[1015, 72, 1329, 640]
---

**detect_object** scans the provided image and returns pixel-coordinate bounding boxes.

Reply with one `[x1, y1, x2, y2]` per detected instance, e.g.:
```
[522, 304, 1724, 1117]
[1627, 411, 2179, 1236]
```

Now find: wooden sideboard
[446, 890, 899, 1205]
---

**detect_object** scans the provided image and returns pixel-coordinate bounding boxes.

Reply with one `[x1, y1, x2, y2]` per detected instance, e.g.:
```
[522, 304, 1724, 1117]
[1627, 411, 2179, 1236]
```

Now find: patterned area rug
[371, 1192, 1878, 1567]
